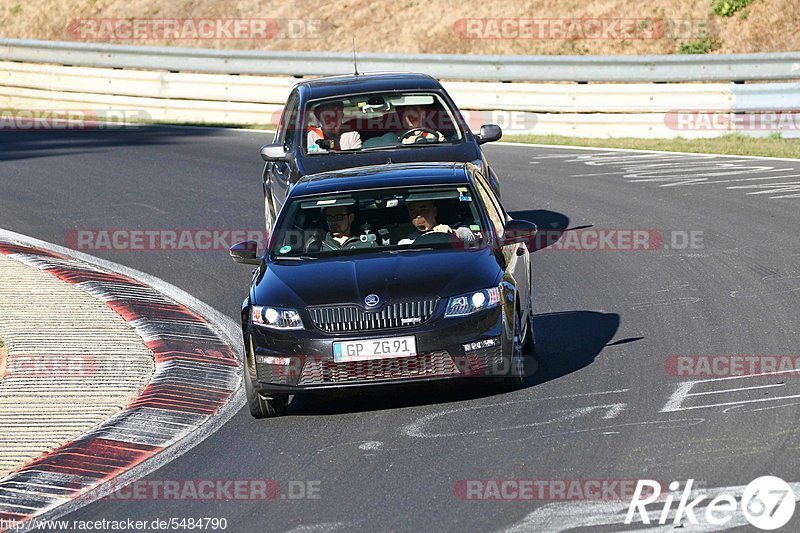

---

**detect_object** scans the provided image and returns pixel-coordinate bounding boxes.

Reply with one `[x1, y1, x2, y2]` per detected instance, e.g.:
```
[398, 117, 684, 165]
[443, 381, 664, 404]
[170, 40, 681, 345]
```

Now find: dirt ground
[0, 338, 6, 379]
[1, 0, 797, 55]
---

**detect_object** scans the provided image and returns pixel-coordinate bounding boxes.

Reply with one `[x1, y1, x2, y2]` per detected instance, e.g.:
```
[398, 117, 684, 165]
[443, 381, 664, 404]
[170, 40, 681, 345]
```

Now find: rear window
[303, 92, 464, 155]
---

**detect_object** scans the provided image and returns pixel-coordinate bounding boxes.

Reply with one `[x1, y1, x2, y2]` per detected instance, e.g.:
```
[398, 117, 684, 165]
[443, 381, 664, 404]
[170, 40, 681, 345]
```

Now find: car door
[473, 171, 531, 327]
[263, 90, 300, 230]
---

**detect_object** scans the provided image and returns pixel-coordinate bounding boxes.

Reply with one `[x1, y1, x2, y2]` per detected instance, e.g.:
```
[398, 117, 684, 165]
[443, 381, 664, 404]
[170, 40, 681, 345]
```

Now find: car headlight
[251, 306, 304, 330]
[445, 287, 501, 318]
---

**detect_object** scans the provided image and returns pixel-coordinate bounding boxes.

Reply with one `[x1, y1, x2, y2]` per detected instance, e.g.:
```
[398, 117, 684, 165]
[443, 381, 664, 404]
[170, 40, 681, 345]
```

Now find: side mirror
[230, 240, 262, 265]
[260, 143, 290, 162]
[501, 220, 538, 249]
[476, 124, 502, 145]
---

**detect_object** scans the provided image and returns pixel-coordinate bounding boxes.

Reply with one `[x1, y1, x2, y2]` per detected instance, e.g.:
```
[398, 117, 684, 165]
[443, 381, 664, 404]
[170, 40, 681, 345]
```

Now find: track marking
[662, 370, 800, 413]
[494, 141, 800, 163]
[0, 229, 244, 531]
[402, 389, 629, 439]
[518, 145, 800, 200]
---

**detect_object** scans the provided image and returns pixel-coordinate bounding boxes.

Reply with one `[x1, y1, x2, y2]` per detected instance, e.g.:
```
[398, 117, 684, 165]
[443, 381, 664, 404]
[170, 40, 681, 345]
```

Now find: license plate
[333, 336, 417, 362]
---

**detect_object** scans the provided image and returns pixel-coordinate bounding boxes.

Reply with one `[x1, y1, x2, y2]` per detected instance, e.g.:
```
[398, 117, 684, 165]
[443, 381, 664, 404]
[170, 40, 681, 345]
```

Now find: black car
[231, 162, 537, 418]
[259, 72, 504, 230]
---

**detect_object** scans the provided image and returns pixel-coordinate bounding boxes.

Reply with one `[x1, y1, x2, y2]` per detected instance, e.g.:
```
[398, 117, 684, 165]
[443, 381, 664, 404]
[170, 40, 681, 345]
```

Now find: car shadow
[0, 125, 219, 162]
[283, 309, 622, 417]
[525, 310, 622, 387]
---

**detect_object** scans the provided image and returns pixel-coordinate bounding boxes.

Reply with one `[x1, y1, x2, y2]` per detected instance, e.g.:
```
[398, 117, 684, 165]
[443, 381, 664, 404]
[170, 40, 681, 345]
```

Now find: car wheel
[501, 311, 525, 391]
[244, 369, 288, 419]
[522, 305, 536, 359]
[263, 176, 276, 234]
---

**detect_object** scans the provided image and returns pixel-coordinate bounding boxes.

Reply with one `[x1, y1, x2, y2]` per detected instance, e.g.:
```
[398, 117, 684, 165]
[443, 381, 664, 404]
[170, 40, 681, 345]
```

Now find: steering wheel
[400, 127, 444, 143]
[412, 230, 460, 246]
[304, 236, 323, 253]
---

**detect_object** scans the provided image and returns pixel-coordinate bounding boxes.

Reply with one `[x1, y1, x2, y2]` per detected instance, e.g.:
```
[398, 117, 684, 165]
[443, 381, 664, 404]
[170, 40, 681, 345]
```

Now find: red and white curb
[0, 230, 244, 531]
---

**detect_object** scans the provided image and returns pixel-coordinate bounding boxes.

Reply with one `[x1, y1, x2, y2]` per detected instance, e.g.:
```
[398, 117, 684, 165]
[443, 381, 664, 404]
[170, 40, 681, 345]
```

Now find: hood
[298, 143, 480, 177]
[252, 247, 501, 309]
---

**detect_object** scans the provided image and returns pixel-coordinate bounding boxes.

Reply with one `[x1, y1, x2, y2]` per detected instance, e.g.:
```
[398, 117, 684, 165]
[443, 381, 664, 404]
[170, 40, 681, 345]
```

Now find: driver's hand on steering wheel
[431, 224, 453, 234]
[401, 130, 445, 145]
[429, 225, 476, 244]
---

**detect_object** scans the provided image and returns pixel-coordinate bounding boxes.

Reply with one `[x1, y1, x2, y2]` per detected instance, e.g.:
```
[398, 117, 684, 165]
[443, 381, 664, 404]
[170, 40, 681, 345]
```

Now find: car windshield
[270, 185, 488, 259]
[304, 92, 464, 155]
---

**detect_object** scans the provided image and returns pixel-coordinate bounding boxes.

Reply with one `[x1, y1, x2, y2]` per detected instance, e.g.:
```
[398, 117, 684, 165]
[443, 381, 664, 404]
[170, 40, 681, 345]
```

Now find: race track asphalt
[2, 126, 799, 532]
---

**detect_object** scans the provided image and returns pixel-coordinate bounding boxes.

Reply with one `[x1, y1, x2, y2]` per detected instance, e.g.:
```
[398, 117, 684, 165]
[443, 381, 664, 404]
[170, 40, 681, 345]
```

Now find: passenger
[311, 205, 373, 251]
[307, 101, 362, 152]
[399, 105, 446, 144]
[398, 200, 475, 245]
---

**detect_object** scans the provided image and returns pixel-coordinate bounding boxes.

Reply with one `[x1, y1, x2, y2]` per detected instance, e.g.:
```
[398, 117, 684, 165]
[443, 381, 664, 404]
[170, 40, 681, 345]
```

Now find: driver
[397, 200, 475, 245]
[399, 105, 446, 144]
[311, 205, 373, 251]
[307, 101, 362, 152]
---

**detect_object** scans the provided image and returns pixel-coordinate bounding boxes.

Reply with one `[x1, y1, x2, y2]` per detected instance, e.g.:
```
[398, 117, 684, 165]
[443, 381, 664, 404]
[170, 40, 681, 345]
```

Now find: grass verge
[502, 133, 800, 159]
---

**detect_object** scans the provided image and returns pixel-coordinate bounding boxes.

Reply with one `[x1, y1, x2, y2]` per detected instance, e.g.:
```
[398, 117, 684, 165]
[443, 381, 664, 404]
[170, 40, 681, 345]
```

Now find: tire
[244, 369, 288, 419]
[522, 307, 536, 359]
[263, 174, 276, 234]
[500, 311, 525, 391]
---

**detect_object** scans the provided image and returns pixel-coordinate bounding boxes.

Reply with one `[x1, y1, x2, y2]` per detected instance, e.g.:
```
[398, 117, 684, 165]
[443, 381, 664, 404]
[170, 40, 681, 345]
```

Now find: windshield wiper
[386, 247, 434, 254]
[360, 145, 403, 152]
[398, 142, 449, 149]
[271, 255, 318, 261]
[361, 142, 450, 152]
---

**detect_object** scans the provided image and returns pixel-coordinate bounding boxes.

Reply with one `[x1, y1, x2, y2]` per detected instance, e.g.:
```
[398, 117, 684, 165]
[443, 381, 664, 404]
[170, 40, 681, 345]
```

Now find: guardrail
[2, 38, 799, 138]
[3, 38, 800, 82]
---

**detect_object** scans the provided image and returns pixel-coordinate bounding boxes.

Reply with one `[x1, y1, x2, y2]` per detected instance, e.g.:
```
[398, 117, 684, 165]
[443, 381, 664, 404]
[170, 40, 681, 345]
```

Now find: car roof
[294, 73, 445, 100]
[290, 162, 473, 197]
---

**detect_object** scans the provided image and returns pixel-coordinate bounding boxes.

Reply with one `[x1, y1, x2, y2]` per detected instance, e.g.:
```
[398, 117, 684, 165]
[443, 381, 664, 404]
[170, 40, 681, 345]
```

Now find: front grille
[308, 299, 438, 333]
[298, 352, 458, 384]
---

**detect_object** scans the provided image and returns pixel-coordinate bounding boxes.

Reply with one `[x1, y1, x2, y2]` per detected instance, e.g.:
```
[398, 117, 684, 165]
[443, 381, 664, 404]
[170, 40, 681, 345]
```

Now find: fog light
[255, 355, 292, 366]
[463, 338, 499, 352]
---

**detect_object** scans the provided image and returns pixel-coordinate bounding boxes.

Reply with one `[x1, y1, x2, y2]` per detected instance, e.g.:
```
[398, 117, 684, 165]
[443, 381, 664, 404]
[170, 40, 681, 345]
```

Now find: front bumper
[246, 307, 510, 393]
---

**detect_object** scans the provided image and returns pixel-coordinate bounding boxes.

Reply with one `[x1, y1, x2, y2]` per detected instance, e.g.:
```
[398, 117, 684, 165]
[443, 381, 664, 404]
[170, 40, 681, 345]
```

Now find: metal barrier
[2, 38, 799, 138]
[2, 38, 800, 82]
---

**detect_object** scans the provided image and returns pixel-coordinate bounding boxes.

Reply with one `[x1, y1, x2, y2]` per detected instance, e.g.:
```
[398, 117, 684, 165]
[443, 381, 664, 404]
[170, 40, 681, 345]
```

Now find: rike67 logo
[626, 477, 796, 530]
